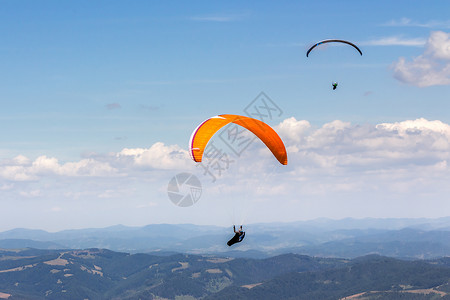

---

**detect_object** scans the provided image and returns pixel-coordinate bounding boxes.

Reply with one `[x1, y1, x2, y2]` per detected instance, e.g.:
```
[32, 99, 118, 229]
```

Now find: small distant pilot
[227, 225, 245, 246]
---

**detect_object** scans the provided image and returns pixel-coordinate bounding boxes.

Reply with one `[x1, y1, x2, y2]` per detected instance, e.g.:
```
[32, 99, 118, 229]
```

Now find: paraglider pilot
[227, 225, 245, 246]
[332, 82, 338, 90]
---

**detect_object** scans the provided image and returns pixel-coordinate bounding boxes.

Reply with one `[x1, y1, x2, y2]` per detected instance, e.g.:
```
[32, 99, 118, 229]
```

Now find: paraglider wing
[189, 115, 231, 163]
[189, 114, 287, 165]
[306, 39, 362, 57]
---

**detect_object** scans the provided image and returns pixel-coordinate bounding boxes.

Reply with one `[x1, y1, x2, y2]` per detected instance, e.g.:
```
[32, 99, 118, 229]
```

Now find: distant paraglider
[307, 39, 362, 90]
[306, 39, 362, 57]
[227, 225, 245, 246]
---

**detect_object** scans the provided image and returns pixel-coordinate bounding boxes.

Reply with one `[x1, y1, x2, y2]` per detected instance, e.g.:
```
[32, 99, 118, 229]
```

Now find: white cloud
[392, 31, 450, 87]
[59, 159, 117, 177]
[276, 117, 311, 143]
[426, 31, 450, 60]
[2, 121, 450, 186]
[383, 18, 450, 28]
[376, 118, 450, 136]
[0, 166, 36, 181]
[220, 118, 449, 221]
[12, 155, 30, 165]
[0, 142, 191, 182]
[362, 36, 426, 47]
[274, 118, 450, 175]
[209, 117, 450, 212]
[0, 155, 117, 181]
[2, 118, 450, 226]
[32, 156, 117, 177]
[117, 142, 190, 170]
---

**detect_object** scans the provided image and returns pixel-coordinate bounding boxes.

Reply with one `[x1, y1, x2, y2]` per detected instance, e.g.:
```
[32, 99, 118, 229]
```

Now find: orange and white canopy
[189, 114, 287, 165]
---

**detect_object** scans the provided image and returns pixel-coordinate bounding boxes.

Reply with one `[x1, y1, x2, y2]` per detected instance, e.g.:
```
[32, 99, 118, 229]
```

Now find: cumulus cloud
[210, 118, 447, 219]
[117, 142, 190, 170]
[211, 116, 450, 203]
[276, 117, 450, 174]
[186, 117, 449, 222]
[12, 155, 30, 165]
[0, 142, 193, 182]
[194, 117, 450, 184]
[376, 118, 450, 135]
[0, 155, 117, 181]
[2, 118, 450, 225]
[392, 31, 450, 87]
[276, 117, 311, 143]
[2, 120, 450, 186]
[426, 31, 450, 60]
[3, 120, 450, 216]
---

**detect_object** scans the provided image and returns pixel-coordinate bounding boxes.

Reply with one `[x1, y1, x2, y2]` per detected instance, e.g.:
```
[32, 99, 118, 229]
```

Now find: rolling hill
[0, 249, 448, 299]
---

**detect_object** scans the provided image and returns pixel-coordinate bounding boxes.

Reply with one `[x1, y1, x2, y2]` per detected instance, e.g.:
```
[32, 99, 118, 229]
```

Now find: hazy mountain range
[0, 217, 449, 259]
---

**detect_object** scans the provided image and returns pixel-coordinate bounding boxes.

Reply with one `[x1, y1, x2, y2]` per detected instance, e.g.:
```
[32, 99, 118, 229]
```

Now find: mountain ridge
[0, 217, 449, 259]
[0, 248, 448, 300]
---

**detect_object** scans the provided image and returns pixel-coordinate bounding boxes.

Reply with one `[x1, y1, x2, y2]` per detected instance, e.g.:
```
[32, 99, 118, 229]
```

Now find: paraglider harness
[332, 82, 338, 90]
[227, 225, 245, 246]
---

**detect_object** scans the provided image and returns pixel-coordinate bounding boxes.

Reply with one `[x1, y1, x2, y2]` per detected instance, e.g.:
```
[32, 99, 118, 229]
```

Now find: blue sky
[1, 1, 450, 231]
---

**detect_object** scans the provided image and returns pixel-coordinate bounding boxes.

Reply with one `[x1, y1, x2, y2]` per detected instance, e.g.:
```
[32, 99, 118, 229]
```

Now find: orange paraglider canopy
[189, 114, 287, 165]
